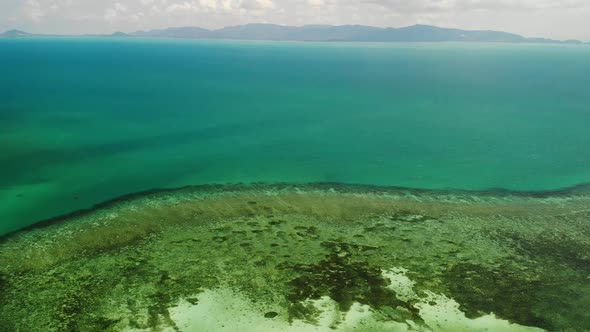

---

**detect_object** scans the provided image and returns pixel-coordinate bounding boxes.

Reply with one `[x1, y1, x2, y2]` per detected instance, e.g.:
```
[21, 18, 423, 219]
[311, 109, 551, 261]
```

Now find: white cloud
[2, 0, 589, 40]
[240, 0, 275, 10]
[308, 0, 322, 6]
[197, 0, 234, 12]
[366, 0, 587, 12]
[199, 0, 218, 10]
[165, 1, 199, 13]
[23, 0, 45, 22]
[104, 2, 132, 21]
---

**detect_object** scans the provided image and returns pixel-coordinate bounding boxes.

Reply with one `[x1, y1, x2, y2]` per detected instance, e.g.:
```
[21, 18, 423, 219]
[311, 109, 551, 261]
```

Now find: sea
[1, 38, 590, 235]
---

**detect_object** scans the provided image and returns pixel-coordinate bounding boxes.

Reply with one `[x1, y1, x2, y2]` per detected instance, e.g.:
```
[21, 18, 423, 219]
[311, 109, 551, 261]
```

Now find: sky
[1, 0, 589, 41]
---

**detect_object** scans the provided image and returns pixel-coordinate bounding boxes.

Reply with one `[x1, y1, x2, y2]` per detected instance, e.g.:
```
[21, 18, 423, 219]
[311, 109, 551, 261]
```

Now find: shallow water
[1, 184, 589, 331]
[1, 39, 590, 234]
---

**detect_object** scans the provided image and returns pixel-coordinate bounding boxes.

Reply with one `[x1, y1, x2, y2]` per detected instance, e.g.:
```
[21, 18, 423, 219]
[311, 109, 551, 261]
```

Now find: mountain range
[1, 24, 587, 44]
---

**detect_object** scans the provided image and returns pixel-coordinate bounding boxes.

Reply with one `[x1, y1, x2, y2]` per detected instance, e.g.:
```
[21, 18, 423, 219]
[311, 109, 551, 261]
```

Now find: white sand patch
[382, 268, 545, 332]
[415, 291, 543, 332]
[125, 288, 413, 332]
[383, 267, 417, 302]
[125, 269, 545, 332]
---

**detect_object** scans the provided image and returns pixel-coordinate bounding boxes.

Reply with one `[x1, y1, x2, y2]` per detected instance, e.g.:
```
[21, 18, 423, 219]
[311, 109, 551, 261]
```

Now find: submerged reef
[0, 183, 589, 331]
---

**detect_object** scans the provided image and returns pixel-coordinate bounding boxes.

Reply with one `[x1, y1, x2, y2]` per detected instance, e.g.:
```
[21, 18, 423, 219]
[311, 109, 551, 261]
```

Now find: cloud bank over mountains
[1, 0, 589, 40]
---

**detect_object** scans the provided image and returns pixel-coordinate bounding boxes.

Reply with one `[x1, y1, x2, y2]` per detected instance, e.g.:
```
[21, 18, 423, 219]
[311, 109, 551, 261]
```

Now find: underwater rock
[264, 311, 279, 318]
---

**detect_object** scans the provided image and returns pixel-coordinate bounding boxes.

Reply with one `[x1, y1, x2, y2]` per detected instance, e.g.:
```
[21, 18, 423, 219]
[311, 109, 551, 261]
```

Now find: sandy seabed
[1, 183, 589, 331]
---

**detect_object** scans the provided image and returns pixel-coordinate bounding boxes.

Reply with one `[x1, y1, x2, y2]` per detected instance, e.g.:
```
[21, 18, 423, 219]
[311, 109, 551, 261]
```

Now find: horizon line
[2, 23, 588, 43]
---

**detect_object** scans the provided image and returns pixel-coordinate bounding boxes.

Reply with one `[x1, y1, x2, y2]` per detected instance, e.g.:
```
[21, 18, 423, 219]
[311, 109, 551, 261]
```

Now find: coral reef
[0, 183, 589, 331]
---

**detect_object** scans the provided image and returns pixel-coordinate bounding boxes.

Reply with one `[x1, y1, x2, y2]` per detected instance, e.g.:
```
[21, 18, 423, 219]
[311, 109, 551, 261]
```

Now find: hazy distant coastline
[1, 23, 588, 44]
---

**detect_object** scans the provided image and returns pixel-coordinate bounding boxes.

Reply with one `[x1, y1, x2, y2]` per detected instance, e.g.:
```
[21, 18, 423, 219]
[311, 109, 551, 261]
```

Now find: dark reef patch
[294, 225, 319, 239]
[287, 301, 322, 324]
[0, 272, 7, 295]
[505, 232, 590, 273]
[268, 219, 286, 226]
[281, 240, 415, 323]
[85, 316, 121, 331]
[442, 263, 551, 330]
[264, 311, 279, 318]
[53, 272, 112, 332]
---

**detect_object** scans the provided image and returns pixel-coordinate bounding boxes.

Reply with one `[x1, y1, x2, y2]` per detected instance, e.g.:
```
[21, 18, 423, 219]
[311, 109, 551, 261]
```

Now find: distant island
[1, 24, 587, 44]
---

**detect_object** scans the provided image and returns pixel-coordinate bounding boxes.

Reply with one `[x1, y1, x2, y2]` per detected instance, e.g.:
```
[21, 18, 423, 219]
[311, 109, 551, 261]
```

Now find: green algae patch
[1, 183, 590, 331]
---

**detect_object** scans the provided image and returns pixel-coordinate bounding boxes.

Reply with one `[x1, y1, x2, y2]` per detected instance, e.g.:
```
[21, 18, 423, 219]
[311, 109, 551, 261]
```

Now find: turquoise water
[1, 38, 590, 235]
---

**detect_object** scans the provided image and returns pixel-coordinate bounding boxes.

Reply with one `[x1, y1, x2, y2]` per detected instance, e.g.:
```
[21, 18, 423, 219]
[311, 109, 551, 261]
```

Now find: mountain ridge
[1, 24, 585, 44]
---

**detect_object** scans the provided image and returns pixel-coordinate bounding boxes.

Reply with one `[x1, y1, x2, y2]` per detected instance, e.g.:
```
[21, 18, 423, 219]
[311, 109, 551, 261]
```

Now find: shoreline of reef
[2, 180, 589, 331]
[3, 181, 590, 241]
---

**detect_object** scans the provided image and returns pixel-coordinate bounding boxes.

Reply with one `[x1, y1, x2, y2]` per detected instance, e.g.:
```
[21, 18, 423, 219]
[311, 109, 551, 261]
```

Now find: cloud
[364, 0, 587, 13]
[307, 0, 337, 9]
[104, 1, 147, 22]
[240, 0, 275, 10]
[23, 0, 45, 22]
[198, 0, 234, 12]
[104, 2, 127, 20]
[1, 0, 589, 40]
[165, 1, 199, 13]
